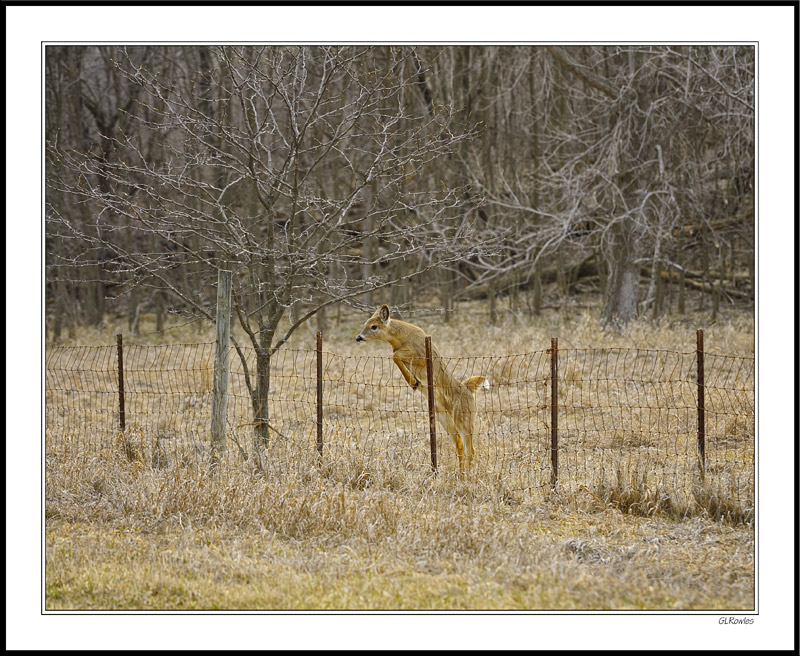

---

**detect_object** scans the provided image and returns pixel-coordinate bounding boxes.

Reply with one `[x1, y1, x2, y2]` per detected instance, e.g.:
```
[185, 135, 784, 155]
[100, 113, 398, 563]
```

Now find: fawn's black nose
[356, 335, 364, 342]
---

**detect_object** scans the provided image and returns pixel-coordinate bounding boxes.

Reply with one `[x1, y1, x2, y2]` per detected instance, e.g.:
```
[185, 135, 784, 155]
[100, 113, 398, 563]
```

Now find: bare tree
[513, 45, 753, 324]
[46, 45, 494, 451]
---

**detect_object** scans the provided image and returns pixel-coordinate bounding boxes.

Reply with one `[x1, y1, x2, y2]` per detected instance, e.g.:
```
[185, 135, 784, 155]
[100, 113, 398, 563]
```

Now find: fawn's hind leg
[452, 430, 466, 470]
[455, 410, 476, 466]
[436, 409, 466, 468]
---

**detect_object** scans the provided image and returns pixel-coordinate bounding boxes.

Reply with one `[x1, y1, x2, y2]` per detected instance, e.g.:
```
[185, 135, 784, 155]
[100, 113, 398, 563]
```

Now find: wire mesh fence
[45, 332, 755, 509]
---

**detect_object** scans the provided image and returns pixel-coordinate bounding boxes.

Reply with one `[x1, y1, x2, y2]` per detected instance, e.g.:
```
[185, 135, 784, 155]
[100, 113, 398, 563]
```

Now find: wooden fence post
[316, 331, 324, 458]
[425, 336, 437, 473]
[211, 270, 232, 459]
[697, 328, 706, 478]
[116, 333, 125, 434]
[550, 337, 559, 488]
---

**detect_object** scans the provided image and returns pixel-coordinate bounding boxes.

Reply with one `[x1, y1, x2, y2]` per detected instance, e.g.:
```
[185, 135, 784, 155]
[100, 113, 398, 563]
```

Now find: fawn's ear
[379, 304, 390, 323]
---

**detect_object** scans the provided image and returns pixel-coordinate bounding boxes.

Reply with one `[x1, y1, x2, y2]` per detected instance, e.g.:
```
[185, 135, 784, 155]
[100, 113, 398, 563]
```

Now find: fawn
[356, 304, 488, 470]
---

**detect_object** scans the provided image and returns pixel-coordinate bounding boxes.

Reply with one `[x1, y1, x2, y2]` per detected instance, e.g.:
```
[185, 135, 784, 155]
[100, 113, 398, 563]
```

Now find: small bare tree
[46, 45, 493, 453]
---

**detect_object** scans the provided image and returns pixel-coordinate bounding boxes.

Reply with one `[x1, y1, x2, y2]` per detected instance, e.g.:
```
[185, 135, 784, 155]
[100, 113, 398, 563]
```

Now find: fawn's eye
[371, 325, 377, 331]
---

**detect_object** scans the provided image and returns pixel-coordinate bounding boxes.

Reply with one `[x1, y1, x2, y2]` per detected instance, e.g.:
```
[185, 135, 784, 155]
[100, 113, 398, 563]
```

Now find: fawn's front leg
[392, 354, 422, 391]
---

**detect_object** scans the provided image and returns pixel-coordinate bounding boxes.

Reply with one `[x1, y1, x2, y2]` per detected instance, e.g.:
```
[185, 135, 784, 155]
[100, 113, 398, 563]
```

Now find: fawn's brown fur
[356, 305, 488, 470]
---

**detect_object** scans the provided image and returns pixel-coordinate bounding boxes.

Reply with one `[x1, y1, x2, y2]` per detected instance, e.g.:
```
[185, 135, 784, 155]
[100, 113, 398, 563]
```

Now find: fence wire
[45, 337, 755, 506]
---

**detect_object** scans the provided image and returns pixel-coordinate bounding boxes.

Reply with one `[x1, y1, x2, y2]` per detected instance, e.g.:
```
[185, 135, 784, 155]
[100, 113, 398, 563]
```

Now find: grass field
[45, 455, 755, 610]
[44, 301, 755, 611]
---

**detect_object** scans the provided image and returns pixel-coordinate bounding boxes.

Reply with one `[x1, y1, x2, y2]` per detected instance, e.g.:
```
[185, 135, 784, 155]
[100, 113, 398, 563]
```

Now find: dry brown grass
[45, 301, 755, 610]
[45, 439, 754, 610]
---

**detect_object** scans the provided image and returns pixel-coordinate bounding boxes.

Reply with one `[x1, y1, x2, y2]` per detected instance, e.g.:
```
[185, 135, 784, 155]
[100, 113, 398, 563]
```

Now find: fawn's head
[355, 304, 393, 343]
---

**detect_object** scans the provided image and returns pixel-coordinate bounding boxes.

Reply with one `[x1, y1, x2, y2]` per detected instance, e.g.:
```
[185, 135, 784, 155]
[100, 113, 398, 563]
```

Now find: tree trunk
[128, 285, 140, 337]
[488, 282, 498, 324]
[654, 262, 666, 318]
[390, 257, 408, 309]
[317, 303, 328, 334]
[530, 261, 543, 317]
[618, 266, 640, 324]
[252, 347, 272, 449]
[361, 185, 376, 307]
[155, 290, 165, 332]
[439, 267, 455, 323]
[602, 221, 640, 326]
[52, 280, 67, 342]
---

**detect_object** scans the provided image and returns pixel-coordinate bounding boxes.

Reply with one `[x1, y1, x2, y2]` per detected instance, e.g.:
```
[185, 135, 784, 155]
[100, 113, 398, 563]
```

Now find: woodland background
[45, 45, 754, 336]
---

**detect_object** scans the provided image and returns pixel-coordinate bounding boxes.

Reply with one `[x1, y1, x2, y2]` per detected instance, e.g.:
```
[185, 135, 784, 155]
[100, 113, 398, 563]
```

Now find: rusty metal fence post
[116, 333, 126, 434]
[316, 331, 324, 458]
[550, 337, 559, 488]
[697, 328, 706, 478]
[425, 335, 437, 473]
